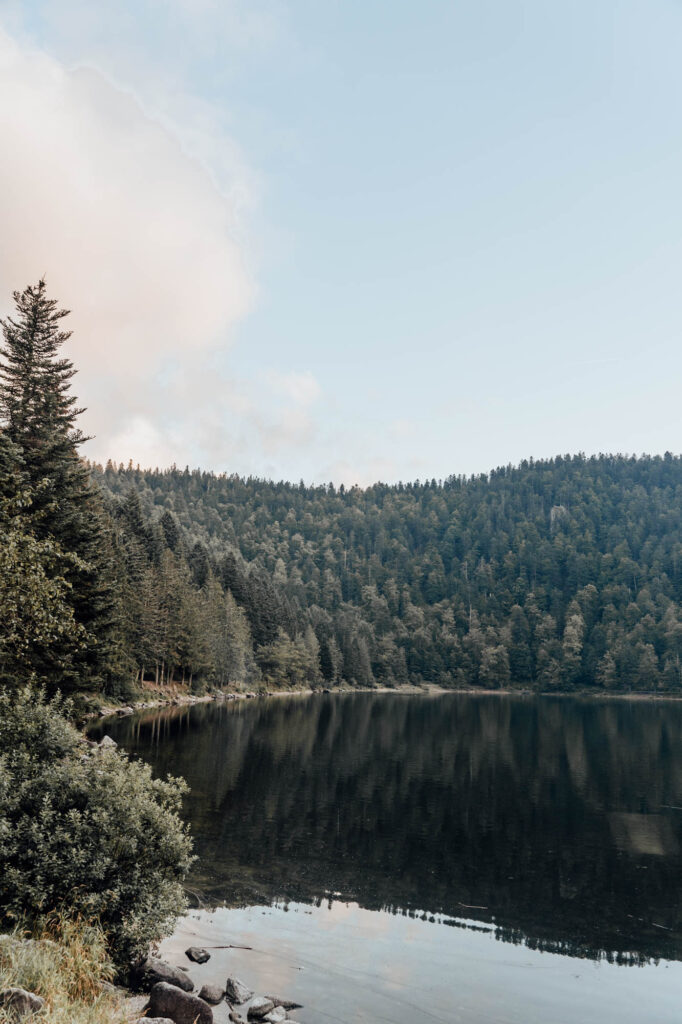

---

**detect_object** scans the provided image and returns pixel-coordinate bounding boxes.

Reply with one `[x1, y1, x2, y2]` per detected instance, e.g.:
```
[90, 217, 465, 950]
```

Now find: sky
[1, 1, 682, 485]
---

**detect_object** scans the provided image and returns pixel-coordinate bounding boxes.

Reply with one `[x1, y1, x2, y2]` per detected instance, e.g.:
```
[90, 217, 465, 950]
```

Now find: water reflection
[91, 693, 682, 963]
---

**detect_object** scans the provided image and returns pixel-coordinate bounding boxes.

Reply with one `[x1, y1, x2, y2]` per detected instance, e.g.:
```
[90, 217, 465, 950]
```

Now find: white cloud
[0, 24, 254, 442]
[0, 11, 414, 487]
[106, 416, 181, 470]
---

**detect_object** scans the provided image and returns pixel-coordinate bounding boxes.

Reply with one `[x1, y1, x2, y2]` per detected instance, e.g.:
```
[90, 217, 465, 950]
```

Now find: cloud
[0, 12, 415, 487]
[0, 23, 254, 433]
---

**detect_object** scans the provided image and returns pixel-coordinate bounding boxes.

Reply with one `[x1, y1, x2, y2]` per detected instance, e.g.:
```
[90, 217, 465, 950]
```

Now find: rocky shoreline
[0, 939, 304, 1024]
[127, 951, 304, 1024]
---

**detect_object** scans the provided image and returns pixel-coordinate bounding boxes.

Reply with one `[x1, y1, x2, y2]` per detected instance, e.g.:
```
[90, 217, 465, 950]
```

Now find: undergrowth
[0, 916, 127, 1023]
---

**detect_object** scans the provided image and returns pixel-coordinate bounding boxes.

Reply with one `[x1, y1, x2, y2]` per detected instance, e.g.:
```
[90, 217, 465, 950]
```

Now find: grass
[0, 916, 129, 1023]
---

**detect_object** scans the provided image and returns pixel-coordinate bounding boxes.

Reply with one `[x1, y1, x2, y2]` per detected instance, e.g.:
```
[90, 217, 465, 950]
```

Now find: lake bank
[87, 681, 682, 730]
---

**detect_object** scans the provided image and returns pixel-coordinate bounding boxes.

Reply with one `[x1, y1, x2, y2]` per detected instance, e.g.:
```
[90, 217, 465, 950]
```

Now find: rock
[0, 988, 45, 1019]
[135, 957, 194, 993]
[247, 997, 275, 1020]
[186, 946, 211, 964]
[149, 982, 213, 1024]
[265, 997, 303, 1011]
[229, 1013, 244, 1024]
[99, 734, 117, 749]
[225, 978, 253, 1004]
[135, 1019, 176, 1024]
[263, 1007, 287, 1024]
[198, 984, 224, 1005]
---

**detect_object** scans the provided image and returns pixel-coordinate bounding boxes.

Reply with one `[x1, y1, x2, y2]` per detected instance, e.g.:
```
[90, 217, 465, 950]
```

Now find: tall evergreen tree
[0, 281, 122, 692]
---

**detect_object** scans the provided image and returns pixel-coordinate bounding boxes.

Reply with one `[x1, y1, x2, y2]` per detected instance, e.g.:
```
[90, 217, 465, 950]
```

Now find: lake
[92, 692, 682, 1022]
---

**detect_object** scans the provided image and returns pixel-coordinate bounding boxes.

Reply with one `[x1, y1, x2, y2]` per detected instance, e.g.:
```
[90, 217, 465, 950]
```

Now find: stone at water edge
[99, 734, 117, 749]
[247, 996, 275, 1020]
[265, 996, 303, 1010]
[225, 977, 253, 1004]
[149, 981, 213, 1024]
[0, 988, 45, 1019]
[262, 1006, 287, 1024]
[199, 983, 225, 1004]
[186, 946, 211, 964]
[135, 1018, 176, 1024]
[135, 957, 195, 992]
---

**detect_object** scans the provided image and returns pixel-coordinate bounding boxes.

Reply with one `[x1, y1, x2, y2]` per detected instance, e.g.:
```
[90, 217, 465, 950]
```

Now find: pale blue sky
[2, 1, 682, 483]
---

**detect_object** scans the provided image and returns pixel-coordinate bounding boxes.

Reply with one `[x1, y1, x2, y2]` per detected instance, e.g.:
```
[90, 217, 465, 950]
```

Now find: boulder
[186, 946, 211, 964]
[229, 1013, 244, 1024]
[135, 1019, 176, 1024]
[198, 984, 225, 1005]
[135, 957, 194, 993]
[149, 982, 213, 1024]
[0, 988, 45, 1019]
[265, 997, 303, 1011]
[225, 977, 253, 1004]
[263, 1007, 287, 1024]
[247, 997, 275, 1020]
[99, 735, 117, 749]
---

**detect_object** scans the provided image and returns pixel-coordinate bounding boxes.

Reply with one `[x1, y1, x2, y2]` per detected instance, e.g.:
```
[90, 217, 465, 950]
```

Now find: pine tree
[0, 431, 85, 684]
[0, 281, 123, 692]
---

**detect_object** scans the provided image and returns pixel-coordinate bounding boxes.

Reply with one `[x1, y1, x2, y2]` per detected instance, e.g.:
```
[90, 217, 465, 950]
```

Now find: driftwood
[205, 944, 254, 951]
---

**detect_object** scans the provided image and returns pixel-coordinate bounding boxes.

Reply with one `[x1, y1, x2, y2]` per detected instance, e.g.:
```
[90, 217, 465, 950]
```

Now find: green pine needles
[0, 281, 122, 693]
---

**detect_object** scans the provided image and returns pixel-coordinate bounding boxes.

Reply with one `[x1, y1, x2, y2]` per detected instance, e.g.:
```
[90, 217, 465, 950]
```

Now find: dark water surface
[93, 693, 682, 1022]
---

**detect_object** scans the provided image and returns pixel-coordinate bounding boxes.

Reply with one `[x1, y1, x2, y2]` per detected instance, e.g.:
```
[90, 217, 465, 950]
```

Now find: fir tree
[0, 281, 123, 692]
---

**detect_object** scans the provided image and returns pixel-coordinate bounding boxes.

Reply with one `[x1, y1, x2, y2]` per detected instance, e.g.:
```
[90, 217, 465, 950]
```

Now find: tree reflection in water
[92, 693, 682, 964]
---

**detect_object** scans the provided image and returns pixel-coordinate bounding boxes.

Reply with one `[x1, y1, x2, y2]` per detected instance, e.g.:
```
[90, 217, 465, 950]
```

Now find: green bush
[0, 687, 194, 969]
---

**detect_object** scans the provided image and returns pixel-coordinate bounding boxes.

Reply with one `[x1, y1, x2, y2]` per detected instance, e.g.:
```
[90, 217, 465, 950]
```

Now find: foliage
[0, 688, 194, 968]
[4, 279, 682, 695]
[0, 433, 87, 684]
[0, 918, 125, 1024]
[93, 452, 682, 692]
[0, 281, 122, 693]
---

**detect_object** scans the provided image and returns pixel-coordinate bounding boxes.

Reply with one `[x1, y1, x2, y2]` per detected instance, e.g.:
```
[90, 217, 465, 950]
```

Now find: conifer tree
[0, 281, 123, 692]
[0, 431, 85, 684]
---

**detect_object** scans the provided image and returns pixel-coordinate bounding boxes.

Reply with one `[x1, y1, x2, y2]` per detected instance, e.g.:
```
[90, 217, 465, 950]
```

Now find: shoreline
[86, 682, 682, 725]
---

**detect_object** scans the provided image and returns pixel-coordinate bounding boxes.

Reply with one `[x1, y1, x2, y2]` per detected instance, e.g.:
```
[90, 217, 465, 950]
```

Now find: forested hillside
[92, 452, 682, 694]
[3, 279, 682, 698]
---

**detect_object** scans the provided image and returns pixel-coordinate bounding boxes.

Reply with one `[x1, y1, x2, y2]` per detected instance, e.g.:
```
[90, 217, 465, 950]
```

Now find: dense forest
[90, 452, 682, 695]
[3, 280, 682, 697]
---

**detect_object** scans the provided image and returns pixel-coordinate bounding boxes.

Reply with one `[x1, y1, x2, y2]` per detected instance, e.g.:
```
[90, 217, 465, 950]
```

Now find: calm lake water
[92, 693, 682, 1023]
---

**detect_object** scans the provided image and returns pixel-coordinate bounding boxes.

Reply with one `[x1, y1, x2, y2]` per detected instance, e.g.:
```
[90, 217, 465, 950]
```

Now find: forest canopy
[1, 279, 682, 697]
[92, 452, 682, 695]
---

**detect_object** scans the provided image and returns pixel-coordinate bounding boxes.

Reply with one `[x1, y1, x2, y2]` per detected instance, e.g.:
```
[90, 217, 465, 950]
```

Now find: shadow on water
[90, 693, 682, 964]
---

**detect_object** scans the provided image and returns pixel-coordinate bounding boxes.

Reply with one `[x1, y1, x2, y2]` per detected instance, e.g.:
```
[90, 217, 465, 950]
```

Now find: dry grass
[0, 916, 129, 1023]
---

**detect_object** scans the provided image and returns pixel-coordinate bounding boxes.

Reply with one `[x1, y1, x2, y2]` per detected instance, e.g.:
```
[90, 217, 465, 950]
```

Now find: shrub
[0, 687, 194, 969]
